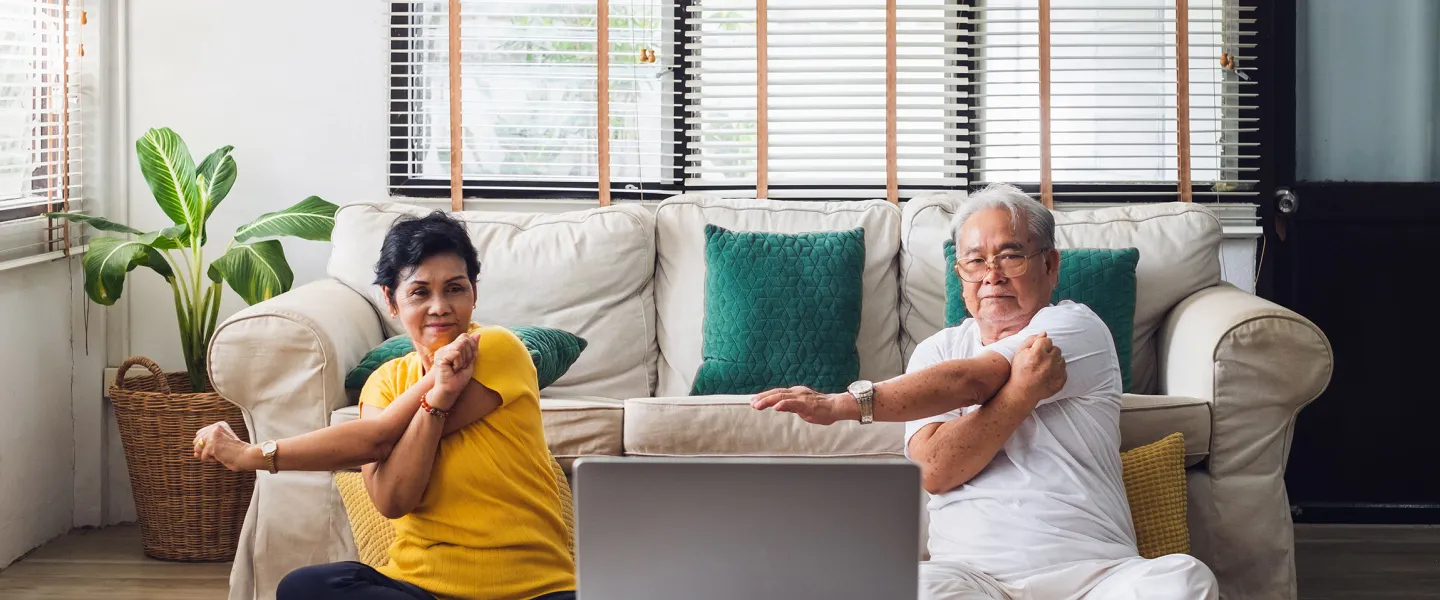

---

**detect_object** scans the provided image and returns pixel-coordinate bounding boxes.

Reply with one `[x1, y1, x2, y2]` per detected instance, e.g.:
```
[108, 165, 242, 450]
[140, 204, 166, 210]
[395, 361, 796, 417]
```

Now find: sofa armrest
[208, 278, 385, 442]
[208, 279, 383, 600]
[1158, 283, 1332, 600]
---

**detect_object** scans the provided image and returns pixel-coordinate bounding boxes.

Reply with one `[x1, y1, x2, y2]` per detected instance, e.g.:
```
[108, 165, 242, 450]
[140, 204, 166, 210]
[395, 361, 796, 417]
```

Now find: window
[389, 0, 1257, 202]
[391, 0, 674, 199]
[684, 0, 964, 198]
[971, 0, 1256, 198]
[0, 0, 82, 264]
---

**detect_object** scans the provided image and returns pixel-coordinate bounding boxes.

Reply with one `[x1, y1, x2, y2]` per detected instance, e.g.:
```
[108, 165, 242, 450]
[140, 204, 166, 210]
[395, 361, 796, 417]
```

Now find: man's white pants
[921, 554, 1219, 600]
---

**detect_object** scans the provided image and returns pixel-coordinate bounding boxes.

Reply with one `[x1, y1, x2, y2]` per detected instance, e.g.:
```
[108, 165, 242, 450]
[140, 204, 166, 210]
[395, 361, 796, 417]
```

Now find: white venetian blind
[389, 0, 678, 199]
[0, 0, 84, 265]
[682, 0, 967, 199]
[968, 0, 1258, 199]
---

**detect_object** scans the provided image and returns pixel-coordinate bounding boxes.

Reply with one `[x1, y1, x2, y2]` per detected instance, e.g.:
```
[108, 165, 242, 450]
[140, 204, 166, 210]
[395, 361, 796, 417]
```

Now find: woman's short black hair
[373, 211, 480, 297]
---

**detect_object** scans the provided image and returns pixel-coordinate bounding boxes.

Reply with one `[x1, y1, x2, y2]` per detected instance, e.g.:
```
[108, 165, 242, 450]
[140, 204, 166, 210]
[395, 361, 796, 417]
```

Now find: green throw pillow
[344, 326, 587, 391]
[691, 224, 866, 395]
[943, 241, 1139, 392]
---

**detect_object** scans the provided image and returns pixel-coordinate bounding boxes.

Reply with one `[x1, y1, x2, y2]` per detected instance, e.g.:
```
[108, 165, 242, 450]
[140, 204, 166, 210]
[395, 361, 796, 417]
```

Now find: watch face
[848, 380, 873, 396]
[262, 440, 277, 454]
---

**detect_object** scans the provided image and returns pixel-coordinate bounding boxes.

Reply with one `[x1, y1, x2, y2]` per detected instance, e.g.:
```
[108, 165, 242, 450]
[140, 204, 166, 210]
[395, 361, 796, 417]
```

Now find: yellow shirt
[359, 324, 575, 600]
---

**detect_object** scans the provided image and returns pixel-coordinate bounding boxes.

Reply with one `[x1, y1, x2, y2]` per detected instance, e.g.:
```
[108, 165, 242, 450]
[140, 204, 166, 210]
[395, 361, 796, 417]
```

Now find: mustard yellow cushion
[1121, 432, 1190, 558]
[334, 470, 396, 568]
[335, 455, 575, 568]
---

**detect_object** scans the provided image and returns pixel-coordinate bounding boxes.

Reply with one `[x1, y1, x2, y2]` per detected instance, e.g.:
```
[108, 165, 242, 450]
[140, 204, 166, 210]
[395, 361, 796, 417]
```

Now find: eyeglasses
[954, 250, 1045, 283]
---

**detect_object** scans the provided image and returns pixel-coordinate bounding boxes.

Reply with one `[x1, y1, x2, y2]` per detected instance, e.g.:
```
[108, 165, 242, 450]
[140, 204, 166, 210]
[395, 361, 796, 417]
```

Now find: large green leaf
[135, 127, 200, 242]
[196, 145, 237, 219]
[233, 196, 338, 243]
[82, 236, 175, 306]
[43, 212, 142, 235]
[211, 240, 294, 305]
[139, 224, 188, 250]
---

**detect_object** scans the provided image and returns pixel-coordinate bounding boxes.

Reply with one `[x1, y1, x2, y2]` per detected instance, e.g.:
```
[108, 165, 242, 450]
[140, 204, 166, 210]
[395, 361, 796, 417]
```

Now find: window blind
[682, 0, 967, 199]
[390, 0, 680, 200]
[0, 0, 84, 265]
[389, 0, 1259, 204]
[969, 0, 1258, 199]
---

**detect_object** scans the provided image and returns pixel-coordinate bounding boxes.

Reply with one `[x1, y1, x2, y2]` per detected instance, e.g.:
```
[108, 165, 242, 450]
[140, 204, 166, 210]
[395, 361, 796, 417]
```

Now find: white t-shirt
[904, 301, 1136, 577]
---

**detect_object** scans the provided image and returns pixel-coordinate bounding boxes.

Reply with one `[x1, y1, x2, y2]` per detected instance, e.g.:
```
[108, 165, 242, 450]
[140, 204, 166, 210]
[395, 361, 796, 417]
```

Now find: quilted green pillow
[943, 241, 1139, 392]
[344, 326, 587, 391]
[691, 224, 866, 395]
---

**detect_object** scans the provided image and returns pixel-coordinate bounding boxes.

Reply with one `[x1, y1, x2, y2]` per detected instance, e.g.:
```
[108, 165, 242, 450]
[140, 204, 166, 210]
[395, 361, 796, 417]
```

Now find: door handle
[1276, 188, 1300, 215]
[1274, 188, 1299, 242]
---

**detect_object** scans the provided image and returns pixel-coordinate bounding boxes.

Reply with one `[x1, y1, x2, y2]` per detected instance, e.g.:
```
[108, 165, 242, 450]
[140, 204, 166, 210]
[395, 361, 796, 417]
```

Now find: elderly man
[752, 183, 1218, 599]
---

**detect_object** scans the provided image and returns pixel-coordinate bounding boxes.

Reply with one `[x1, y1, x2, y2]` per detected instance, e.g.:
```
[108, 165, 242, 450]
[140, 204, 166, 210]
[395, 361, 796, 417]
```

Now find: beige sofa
[208, 195, 1332, 600]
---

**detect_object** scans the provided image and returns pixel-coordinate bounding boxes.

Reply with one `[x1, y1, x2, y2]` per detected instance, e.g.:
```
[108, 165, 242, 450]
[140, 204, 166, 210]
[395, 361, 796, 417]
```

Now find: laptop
[572, 457, 922, 600]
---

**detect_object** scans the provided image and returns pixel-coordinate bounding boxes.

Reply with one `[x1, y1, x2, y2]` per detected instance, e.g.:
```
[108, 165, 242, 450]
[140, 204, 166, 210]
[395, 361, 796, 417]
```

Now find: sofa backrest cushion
[653, 195, 904, 397]
[328, 202, 658, 400]
[900, 196, 1222, 394]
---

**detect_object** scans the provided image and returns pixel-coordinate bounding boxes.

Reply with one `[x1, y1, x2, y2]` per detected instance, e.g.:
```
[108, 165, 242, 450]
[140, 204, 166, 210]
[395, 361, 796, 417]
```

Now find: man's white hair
[949, 182, 1056, 251]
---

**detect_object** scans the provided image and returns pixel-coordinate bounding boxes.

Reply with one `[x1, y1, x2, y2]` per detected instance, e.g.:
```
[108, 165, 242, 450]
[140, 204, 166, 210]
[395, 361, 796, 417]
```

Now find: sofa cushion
[331, 396, 624, 471]
[1119, 394, 1211, 467]
[901, 196, 1222, 394]
[654, 195, 904, 397]
[328, 202, 658, 400]
[537, 397, 626, 471]
[693, 225, 866, 395]
[620, 393, 1209, 466]
[1121, 432, 1191, 559]
[623, 396, 905, 458]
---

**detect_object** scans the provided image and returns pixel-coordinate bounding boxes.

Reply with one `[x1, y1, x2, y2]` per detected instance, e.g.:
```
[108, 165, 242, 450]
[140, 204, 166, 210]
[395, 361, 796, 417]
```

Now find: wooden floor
[0, 525, 229, 600]
[1294, 524, 1440, 599]
[0, 523, 1436, 599]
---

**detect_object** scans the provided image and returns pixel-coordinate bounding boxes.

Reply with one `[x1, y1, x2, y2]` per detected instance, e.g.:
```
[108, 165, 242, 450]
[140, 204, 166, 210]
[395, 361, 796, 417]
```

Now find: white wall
[123, 0, 390, 371]
[0, 261, 85, 568]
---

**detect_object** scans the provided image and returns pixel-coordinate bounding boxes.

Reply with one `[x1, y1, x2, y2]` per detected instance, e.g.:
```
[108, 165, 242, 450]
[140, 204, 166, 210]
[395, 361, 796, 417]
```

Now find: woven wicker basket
[110, 356, 255, 562]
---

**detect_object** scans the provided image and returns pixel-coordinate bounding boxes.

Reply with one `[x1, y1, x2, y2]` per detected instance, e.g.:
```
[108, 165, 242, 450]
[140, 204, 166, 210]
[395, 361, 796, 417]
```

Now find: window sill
[0, 245, 86, 274]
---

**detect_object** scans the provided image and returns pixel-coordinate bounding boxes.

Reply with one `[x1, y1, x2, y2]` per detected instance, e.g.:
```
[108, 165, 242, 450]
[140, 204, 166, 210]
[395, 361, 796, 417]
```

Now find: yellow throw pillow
[334, 455, 576, 568]
[1121, 432, 1190, 558]
[334, 470, 396, 568]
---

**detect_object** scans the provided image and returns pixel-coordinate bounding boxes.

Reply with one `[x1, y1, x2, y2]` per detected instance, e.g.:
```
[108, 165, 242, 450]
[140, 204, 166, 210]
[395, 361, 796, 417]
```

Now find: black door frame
[1251, 0, 1296, 302]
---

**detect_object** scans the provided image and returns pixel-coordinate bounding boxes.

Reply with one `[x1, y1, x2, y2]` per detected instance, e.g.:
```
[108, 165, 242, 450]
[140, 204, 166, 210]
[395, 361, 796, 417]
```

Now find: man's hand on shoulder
[1009, 332, 1066, 408]
[751, 386, 857, 426]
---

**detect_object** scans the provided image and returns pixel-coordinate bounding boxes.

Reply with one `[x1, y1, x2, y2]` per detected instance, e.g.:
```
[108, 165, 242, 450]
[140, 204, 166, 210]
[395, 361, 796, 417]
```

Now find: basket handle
[115, 356, 171, 395]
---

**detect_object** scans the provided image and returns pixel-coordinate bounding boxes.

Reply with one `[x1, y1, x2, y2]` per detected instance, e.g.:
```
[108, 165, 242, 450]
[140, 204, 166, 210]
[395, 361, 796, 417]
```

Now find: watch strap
[855, 387, 875, 425]
[262, 441, 278, 474]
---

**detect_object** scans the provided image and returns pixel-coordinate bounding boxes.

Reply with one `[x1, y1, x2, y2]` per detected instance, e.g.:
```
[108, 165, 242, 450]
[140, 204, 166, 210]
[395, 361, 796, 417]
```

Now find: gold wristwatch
[260, 440, 279, 474]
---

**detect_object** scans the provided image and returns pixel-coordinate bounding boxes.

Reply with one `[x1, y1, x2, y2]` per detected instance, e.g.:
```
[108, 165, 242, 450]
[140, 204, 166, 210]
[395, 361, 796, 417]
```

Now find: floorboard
[1, 522, 1437, 599]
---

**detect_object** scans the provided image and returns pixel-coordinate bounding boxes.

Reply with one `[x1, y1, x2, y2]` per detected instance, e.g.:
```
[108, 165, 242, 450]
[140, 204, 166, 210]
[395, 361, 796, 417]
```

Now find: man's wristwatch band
[848, 380, 875, 425]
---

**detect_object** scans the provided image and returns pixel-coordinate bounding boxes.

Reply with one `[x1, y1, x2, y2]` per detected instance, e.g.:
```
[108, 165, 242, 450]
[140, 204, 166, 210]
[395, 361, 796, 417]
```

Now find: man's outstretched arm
[751, 335, 1049, 425]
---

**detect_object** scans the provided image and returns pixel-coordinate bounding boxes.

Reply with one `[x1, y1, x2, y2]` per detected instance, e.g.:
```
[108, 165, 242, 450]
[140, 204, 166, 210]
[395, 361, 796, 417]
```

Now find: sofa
[208, 195, 1332, 600]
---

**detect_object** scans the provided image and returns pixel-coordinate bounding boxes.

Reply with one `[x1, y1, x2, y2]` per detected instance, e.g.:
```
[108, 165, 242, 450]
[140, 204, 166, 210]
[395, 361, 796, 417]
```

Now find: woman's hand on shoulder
[431, 331, 481, 407]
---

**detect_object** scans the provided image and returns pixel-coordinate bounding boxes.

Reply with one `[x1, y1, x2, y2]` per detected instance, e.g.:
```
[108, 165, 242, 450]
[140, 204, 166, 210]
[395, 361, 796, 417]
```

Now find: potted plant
[49, 127, 338, 561]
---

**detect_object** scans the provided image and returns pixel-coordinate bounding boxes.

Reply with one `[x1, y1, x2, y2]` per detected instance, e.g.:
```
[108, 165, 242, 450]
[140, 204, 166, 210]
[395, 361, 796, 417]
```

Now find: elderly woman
[192, 212, 575, 600]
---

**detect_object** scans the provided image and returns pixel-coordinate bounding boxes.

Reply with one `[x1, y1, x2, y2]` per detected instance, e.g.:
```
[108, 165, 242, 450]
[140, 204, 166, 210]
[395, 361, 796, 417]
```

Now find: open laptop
[572, 457, 922, 600]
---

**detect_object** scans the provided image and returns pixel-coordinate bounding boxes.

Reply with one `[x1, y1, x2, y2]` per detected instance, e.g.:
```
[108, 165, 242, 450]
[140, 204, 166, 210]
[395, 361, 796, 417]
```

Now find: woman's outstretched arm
[192, 373, 437, 473]
[192, 334, 496, 475]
